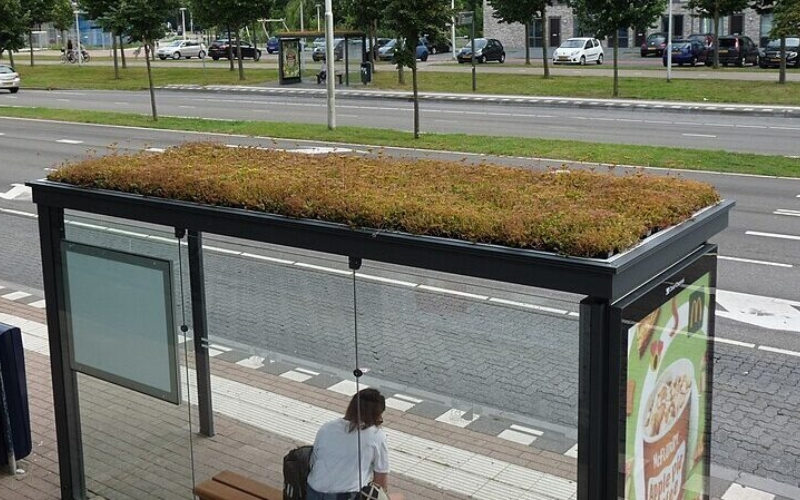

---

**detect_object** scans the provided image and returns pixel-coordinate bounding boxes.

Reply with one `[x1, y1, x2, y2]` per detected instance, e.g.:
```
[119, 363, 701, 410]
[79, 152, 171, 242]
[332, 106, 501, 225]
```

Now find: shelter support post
[37, 205, 86, 500]
[188, 230, 214, 437]
[578, 298, 617, 500]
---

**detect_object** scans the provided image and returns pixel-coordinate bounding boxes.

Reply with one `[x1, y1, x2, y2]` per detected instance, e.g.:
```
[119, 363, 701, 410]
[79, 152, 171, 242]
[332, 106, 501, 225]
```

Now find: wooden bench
[194, 470, 283, 500]
[317, 70, 344, 84]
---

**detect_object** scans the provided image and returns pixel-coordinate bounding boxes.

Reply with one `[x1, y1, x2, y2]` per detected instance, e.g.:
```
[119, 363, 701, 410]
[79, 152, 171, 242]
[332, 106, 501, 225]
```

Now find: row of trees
[490, 0, 800, 94]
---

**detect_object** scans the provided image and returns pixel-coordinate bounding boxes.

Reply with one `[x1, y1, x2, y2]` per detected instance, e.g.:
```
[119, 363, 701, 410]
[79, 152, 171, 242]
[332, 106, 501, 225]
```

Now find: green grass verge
[373, 70, 800, 105]
[12, 65, 281, 90]
[1, 106, 798, 177]
[9, 64, 800, 104]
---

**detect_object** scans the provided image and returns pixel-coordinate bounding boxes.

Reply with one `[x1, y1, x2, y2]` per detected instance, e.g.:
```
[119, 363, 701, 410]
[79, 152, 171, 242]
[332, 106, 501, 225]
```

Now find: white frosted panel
[63, 242, 179, 403]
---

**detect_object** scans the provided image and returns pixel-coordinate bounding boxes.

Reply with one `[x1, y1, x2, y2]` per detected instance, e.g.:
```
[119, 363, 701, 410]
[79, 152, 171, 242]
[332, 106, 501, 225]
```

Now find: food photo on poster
[620, 261, 714, 500]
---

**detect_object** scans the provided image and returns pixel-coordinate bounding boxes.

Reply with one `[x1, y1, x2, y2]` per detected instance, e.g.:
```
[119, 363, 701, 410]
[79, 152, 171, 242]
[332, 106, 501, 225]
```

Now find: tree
[50, 0, 73, 52]
[568, 0, 664, 96]
[21, 0, 54, 66]
[82, 0, 128, 78]
[760, 0, 800, 83]
[117, 0, 179, 120]
[192, 0, 272, 80]
[489, 0, 552, 77]
[342, 0, 387, 70]
[383, 0, 450, 138]
[0, 0, 27, 66]
[687, 0, 749, 68]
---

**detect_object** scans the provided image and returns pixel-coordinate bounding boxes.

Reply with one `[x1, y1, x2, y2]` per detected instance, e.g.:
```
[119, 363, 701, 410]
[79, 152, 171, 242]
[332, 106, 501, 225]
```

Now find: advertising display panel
[62, 241, 180, 404]
[279, 38, 302, 84]
[618, 252, 715, 500]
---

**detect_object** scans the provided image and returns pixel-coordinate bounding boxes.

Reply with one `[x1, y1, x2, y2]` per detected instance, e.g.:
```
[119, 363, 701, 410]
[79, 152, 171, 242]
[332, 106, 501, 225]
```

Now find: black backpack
[283, 445, 313, 500]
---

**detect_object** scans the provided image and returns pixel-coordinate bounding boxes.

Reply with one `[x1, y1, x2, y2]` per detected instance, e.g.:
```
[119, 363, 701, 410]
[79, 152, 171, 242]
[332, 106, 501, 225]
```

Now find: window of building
[729, 14, 744, 35]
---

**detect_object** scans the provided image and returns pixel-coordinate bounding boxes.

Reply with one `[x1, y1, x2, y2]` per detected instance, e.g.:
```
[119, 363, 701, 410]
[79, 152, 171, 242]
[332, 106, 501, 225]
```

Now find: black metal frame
[276, 30, 367, 86]
[28, 179, 733, 500]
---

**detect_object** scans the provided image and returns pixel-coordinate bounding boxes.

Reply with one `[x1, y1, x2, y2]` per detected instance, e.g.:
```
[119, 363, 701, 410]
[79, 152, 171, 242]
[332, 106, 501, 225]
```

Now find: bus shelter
[276, 30, 367, 85]
[29, 172, 732, 500]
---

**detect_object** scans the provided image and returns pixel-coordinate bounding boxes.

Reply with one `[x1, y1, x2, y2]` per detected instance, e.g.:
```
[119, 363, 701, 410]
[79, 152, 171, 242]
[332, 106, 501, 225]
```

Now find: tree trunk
[228, 26, 235, 71]
[613, 32, 619, 97]
[120, 36, 127, 69]
[112, 34, 120, 79]
[779, 37, 786, 84]
[541, 8, 550, 79]
[235, 30, 245, 81]
[29, 30, 34, 66]
[412, 59, 419, 139]
[712, 13, 720, 69]
[371, 20, 377, 73]
[144, 41, 158, 121]
[9, 51, 16, 67]
[524, 23, 530, 65]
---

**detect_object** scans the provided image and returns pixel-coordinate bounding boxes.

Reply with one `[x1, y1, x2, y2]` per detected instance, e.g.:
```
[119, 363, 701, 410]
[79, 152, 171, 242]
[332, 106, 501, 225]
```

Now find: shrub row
[48, 142, 721, 258]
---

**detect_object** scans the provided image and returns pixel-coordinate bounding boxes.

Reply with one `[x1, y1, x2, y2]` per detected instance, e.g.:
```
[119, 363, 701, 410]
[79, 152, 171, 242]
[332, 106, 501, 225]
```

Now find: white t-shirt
[307, 418, 390, 493]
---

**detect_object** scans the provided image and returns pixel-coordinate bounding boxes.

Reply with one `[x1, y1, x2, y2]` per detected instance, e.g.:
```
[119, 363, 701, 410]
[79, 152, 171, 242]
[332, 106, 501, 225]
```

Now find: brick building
[484, 0, 774, 51]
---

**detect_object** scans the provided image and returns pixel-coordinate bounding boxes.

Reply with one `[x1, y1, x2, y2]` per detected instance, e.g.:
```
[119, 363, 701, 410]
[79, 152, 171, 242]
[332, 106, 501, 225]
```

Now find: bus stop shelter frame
[276, 30, 367, 86]
[28, 178, 733, 500]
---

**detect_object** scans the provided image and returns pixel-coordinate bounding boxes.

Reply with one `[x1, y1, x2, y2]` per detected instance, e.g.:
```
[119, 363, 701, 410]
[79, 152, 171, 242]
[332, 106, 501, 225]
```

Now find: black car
[759, 37, 800, 68]
[457, 38, 505, 64]
[641, 32, 667, 57]
[421, 34, 451, 54]
[208, 39, 262, 61]
[710, 35, 759, 67]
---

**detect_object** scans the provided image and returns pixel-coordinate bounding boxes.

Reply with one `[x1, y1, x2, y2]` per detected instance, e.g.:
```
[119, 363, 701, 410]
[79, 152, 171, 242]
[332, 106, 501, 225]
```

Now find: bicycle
[60, 49, 90, 64]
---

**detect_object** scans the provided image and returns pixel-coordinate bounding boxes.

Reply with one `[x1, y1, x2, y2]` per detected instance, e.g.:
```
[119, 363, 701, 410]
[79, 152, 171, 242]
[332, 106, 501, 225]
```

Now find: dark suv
[641, 32, 667, 57]
[710, 35, 759, 67]
[208, 39, 262, 61]
[759, 37, 800, 68]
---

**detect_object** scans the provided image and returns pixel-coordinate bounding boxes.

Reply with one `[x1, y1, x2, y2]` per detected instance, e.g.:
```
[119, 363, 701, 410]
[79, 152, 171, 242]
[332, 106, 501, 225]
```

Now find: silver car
[0, 65, 20, 94]
[157, 40, 207, 60]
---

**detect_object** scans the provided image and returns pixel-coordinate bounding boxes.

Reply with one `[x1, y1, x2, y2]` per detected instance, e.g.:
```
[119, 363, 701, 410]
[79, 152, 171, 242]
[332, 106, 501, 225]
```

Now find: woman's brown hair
[344, 388, 386, 433]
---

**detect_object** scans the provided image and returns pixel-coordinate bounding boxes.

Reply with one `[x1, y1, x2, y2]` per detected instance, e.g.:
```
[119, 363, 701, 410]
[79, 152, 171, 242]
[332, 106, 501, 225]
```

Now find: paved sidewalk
[160, 83, 800, 118]
[0, 291, 796, 500]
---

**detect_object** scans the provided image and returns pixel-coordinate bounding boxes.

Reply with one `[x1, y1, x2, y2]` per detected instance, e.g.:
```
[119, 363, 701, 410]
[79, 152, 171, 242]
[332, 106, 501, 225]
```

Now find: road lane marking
[758, 346, 800, 357]
[682, 133, 717, 138]
[0, 183, 32, 200]
[746, 230, 800, 241]
[145, 147, 166, 153]
[775, 209, 800, 217]
[719, 255, 792, 268]
[56, 139, 84, 144]
[714, 338, 756, 348]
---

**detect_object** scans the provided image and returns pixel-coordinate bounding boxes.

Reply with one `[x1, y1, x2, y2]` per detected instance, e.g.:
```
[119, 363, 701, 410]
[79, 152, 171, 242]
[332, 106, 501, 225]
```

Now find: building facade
[484, 0, 774, 51]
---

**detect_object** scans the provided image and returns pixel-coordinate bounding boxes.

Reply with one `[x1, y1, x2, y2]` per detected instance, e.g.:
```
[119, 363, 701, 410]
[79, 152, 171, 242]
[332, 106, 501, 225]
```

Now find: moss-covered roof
[47, 143, 720, 258]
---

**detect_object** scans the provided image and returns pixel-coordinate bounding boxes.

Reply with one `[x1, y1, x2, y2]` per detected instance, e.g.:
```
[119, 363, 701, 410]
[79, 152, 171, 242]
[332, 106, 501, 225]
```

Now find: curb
[158, 84, 800, 118]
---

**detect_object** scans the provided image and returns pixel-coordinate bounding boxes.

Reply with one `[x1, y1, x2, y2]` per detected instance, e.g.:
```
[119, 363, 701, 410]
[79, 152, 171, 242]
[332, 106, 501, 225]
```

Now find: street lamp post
[325, 0, 335, 129]
[180, 8, 187, 41]
[316, 4, 321, 32]
[666, 0, 673, 82]
[73, 8, 82, 67]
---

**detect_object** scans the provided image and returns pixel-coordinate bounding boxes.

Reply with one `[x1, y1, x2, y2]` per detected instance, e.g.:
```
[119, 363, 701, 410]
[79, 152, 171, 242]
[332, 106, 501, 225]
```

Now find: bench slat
[213, 471, 283, 500]
[194, 479, 262, 500]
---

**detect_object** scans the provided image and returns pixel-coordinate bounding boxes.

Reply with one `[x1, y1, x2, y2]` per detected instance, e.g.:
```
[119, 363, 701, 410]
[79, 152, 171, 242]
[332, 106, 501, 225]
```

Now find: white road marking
[417, 285, 489, 301]
[1, 291, 31, 301]
[716, 289, 800, 333]
[27, 300, 46, 309]
[746, 230, 800, 241]
[435, 409, 480, 428]
[719, 255, 792, 267]
[758, 345, 800, 357]
[682, 133, 717, 138]
[714, 337, 756, 348]
[0, 133, 5, 136]
[145, 147, 165, 153]
[774, 209, 800, 217]
[721, 483, 775, 500]
[280, 370, 314, 382]
[0, 207, 37, 218]
[56, 139, 84, 144]
[0, 183, 32, 200]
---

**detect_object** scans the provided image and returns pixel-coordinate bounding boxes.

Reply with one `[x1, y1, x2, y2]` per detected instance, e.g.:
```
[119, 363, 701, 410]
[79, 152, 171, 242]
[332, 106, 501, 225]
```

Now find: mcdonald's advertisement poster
[623, 272, 711, 500]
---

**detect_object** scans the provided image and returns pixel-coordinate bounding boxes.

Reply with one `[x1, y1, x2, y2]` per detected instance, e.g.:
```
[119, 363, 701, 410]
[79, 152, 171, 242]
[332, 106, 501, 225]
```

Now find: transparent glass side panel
[66, 211, 197, 500]
[353, 260, 580, 500]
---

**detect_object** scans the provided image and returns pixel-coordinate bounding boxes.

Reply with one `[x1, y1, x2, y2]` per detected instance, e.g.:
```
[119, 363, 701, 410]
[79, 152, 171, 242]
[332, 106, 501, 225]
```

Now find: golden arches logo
[688, 291, 705, 334]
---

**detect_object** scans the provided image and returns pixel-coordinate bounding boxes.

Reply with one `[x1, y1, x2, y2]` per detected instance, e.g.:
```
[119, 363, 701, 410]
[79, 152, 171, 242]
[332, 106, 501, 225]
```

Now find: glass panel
[353, 260, 580, 499]
[65, 212, 197, 500]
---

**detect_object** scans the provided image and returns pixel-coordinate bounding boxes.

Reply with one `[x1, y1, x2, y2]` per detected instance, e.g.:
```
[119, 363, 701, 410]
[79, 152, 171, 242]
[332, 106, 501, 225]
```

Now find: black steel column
[37, 206, 85, 500]
[188, 230, 214, 437]
[577, 298, 616, 500]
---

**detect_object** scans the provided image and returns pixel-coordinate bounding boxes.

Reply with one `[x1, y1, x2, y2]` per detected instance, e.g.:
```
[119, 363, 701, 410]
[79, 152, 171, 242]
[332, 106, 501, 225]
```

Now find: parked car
[641, 32, 667, 57]
[378, 39, 429, 61]
[709, 35, 759, 67]
[456, 38, 505, 64]
[759, 37, 800, 68]
[370, 37, 392, 58]
[662, 39, 708, 66]
[0, 64, 20, 93]
[266, 37, 279, 54]
[312, 38, 344, 61]
[208, 39, 262, 61]
[421, 34, 451, 54]
[553, 37, 603, 65]
[687, 32, 715, 49]
[156, 39, 206, 60]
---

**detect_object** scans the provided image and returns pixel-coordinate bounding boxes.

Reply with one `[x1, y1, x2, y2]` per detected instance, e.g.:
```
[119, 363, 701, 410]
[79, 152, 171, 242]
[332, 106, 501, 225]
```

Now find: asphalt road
[3, 89, 800, 155]
[1, 120, 800, 491]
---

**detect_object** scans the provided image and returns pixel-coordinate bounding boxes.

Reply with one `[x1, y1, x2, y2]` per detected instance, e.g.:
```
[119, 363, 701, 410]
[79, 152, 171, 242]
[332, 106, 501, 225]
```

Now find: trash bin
[360, 61, 372, 84]
[0, 323, 32, 466]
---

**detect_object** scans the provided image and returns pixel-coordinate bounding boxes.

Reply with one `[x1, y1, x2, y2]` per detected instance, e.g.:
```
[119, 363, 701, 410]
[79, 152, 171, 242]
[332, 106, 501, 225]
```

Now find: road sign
[457, 11, 473, 26]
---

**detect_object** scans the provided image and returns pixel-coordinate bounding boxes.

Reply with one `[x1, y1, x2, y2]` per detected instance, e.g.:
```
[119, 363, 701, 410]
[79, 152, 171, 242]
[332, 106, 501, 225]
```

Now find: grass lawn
[371, 70, 800, 105]
[1, 106, 798, 178]
[11, 65, 280, 90]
